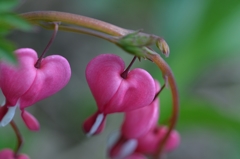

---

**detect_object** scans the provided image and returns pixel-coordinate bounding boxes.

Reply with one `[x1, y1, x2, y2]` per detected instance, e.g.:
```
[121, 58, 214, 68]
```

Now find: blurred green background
[1, 0, 240, 159]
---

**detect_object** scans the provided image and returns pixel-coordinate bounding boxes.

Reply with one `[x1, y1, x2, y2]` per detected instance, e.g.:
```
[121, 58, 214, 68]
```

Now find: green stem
[21, 11, 131, 36]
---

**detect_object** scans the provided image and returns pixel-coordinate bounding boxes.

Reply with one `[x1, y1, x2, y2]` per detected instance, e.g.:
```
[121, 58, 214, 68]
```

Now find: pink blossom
[86, 54, 155, 113]
[0, 48, 71, 130]
[83, 54, 155, 136]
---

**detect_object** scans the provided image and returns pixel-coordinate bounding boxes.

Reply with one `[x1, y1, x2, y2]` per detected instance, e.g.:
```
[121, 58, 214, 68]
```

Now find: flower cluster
[83, 54, 180, 158]
[0, 49, 179, 159]
[0, 48, 71, 158]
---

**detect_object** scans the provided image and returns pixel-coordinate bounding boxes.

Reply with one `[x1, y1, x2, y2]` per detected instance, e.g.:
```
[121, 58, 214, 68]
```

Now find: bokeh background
[1, 0, 240, 159]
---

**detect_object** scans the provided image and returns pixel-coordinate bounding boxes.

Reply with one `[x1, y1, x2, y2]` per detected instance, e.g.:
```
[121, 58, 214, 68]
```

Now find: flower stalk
[10, 120, 23, 156]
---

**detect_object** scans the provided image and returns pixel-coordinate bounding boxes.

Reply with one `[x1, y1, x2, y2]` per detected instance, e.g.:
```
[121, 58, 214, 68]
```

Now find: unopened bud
[156, 38, 170, 57]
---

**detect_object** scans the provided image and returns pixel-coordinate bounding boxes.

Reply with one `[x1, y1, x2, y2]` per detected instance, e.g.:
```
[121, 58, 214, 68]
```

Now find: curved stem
[21, 11, 131, 36]
[146, 53, 179, 159]
[35, 22, 59, 68]
[121, 56, 137, 79]
[37, 23, 118, 43]
[10, 120, 23, 156]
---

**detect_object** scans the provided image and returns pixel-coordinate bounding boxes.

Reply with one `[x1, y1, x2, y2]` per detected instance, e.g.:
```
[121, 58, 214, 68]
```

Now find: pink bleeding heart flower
[0, 48, 71, 130]
[83, 54, 155, 136]
[0, 149, 30, 159]
[107, 81, 160, 159]
[86, 54, 155, 113]
[121, 80, 160, 139]
[136, 126, 180, 154]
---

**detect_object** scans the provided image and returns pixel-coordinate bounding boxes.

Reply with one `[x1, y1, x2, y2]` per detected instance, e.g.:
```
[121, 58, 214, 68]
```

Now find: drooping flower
[0, 149, 30, 159]
[0, 48, 71, 130]
[107, 80, 160, 159]
[83, 54, 155, 136]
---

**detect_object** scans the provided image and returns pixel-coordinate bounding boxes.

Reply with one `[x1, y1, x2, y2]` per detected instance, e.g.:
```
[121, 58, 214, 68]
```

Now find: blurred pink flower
[0, 48, 71, 130]
[0, 149, 30, 159]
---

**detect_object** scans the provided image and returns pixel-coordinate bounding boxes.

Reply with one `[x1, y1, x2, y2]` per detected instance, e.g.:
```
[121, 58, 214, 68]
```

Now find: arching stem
[146, 53, 179, 159]
[10, 120, 23, 157]
[21, 11, 131, 36]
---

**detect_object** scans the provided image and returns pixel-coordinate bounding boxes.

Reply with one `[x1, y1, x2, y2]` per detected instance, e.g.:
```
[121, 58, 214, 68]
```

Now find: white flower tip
[118, 139, 138, 159]
[87, 113, 104, 136]
[0, 105, 17, 127]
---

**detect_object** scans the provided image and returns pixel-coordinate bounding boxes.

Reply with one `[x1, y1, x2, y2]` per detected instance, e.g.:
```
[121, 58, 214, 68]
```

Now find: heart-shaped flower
[83, 54, 155, 136]
[0, 48, 71, 129]
[0, 48, 71, 109]
[86, 54, 155, 114]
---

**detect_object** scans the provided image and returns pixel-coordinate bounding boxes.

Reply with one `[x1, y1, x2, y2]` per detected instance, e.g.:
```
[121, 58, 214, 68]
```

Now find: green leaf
[0, 13, 32, 31]
[177, 100, 240, 134]
[0, 38, 17, 63]
[0, 0, 18, 12]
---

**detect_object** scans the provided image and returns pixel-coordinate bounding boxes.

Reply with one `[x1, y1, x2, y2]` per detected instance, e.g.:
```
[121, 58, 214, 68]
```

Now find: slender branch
[21, 11, 131, 36]
[146, 53, 179, 159]
[10, 120, 23, 156]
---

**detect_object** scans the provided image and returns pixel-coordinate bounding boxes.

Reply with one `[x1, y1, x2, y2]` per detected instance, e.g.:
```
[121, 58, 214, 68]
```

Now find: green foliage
[0, 0, 32, 63]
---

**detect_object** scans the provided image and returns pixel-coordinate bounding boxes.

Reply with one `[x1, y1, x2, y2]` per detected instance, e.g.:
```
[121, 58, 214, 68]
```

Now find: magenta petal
[136, 126, 180, 154]
[86, 54, 155, 114]
[86, 54, 124, 111]
[121, 80, 160, 139]
[121, 98, 159, 139]
[19, 55, 71, 109]
[0, 48, 37, 106]
[105, 68, 155, 113]
[21, 110, 40, 131]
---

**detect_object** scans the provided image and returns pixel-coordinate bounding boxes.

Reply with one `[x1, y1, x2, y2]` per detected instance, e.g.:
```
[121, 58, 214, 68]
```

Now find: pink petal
[86, 54, 125, 111]
[19, 54, 71, 109]
[121, 80, 160, 139]
[0, 48, 37, 106]
[86, 54, 155, 114]
[121, 98, 159, 139]
[21, 110, 40, 131]
[136, 126, 180, 154]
